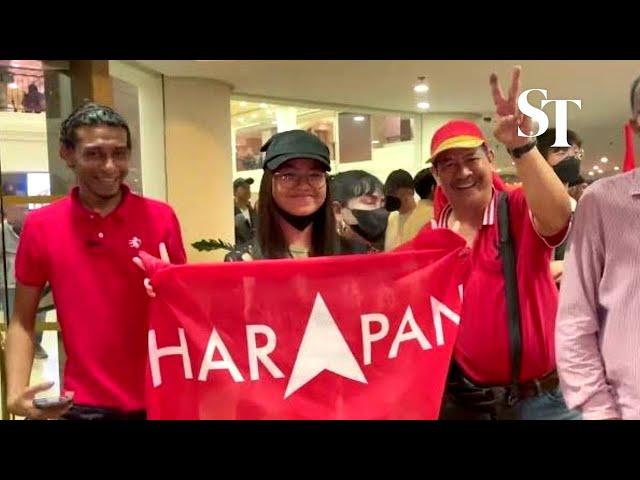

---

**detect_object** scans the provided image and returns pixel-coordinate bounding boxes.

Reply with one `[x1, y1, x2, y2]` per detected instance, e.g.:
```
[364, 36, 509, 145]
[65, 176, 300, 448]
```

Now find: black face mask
[274, 202, 319, 232]
[552, 156, 581, 185]
[350, 207, 389, 243]
[384, 195, 402, 212]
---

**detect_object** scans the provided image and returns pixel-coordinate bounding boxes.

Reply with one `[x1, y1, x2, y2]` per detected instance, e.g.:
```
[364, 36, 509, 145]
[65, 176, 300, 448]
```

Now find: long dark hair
[256, 169, 338, 259]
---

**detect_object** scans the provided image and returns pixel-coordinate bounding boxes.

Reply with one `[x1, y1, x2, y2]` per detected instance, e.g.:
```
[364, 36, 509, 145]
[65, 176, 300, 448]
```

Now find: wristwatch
[507, 139, 537, 159]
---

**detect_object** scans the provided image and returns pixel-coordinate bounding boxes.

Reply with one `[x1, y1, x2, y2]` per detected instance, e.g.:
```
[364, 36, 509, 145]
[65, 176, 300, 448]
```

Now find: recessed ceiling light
[417, 101, 430, 110]
[588, 171, 595, 176]
[592, 165, 599, 170]
[414, 76, 429, 94]
[600, 157, 609, 163]
[353, 115, 365, 122]
[614, 166, 620, 171]
[496, 168, 502, 173]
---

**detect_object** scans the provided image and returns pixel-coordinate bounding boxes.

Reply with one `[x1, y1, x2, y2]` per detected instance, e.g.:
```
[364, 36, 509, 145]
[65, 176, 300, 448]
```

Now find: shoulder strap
[497, 191, 522, 387]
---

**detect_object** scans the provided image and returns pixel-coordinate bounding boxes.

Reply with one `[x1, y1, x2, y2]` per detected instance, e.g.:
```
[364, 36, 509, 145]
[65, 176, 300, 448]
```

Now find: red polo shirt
[15, 185, 187, 411]
[414, 187, 569, 385]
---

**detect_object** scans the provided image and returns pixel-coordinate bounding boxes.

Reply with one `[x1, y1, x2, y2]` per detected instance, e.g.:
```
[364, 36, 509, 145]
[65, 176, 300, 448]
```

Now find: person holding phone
[4, 103, 187, 420]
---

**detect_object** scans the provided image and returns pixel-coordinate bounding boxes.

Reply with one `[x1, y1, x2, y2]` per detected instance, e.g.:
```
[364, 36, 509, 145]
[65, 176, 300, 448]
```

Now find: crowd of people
[4, 65, 640, 420]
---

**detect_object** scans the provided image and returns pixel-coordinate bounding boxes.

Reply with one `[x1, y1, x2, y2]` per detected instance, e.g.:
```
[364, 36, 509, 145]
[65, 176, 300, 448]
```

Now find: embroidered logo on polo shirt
[129, 237, 142, 249]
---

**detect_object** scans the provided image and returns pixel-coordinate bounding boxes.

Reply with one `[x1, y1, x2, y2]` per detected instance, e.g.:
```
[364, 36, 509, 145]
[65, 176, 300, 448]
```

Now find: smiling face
[271, 158, 327, 217]
[61, 125, 130, 200]
[432, 146, 494, 210]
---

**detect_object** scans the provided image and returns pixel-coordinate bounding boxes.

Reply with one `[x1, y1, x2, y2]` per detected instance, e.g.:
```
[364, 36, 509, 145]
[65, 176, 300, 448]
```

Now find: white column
[275, 106, 297, 132]
[163, 77, 234, 262]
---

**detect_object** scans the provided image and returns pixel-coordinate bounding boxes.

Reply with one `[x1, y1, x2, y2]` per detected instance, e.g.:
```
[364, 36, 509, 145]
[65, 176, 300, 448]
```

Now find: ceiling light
[372, 140, 380, 144]
[496, 168, 502, 173]
[588, 171, 595, 176]
[614, 166, 620, 171]
[600, 157, 609, 163]
[353, 115, 365, 122]
[414, 76, 429, 93]
[417, 101, 430, 110]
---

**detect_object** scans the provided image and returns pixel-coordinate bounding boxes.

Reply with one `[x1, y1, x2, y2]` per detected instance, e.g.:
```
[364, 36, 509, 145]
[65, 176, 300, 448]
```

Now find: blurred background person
[401, 168, 436, 243]
[330, 170, 387, 254]
[233, 177, 257, 247]
[383, 169, 416, 251]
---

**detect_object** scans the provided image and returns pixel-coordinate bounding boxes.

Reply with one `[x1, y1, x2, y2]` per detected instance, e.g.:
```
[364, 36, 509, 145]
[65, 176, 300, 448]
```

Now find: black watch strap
[508, 139, 537, 159]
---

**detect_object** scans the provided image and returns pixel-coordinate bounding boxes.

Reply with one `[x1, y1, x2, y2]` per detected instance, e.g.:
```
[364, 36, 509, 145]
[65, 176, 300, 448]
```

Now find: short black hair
[330, 170, 384, 205]
[414, 168, 436, 200]
[233, 177, 254, 192]
[384, 169, 414, 196]
[537, 128, 582, 160]
[60, 102, 131, 150]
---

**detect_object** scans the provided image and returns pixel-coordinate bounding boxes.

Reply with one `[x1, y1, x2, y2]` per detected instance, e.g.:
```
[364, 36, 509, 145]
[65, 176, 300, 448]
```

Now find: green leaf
[191, 238, 235, 252]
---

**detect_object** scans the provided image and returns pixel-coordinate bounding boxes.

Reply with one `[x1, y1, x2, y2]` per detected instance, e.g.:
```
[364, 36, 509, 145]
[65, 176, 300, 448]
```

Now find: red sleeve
[507, 188, 570, 250]
[164, 208, 187, 264]
[15, 214, 49, 287]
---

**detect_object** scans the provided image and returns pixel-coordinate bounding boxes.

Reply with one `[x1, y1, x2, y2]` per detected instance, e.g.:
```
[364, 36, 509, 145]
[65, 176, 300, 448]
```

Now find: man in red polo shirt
[5, 102, 186, 420]
[407, 67, 579, 419]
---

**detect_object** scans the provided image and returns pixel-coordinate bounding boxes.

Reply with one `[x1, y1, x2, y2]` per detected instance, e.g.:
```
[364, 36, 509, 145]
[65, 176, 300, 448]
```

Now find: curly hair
[59, 102, 131, 149]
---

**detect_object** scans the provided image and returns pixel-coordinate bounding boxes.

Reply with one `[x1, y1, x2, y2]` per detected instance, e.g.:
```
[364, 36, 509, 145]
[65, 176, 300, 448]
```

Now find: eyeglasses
[273, 172, 327, 189]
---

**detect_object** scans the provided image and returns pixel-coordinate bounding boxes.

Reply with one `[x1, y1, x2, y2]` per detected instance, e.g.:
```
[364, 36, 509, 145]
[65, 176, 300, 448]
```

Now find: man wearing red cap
[555, 75, 640, 420]
[418, 67, 578, 419]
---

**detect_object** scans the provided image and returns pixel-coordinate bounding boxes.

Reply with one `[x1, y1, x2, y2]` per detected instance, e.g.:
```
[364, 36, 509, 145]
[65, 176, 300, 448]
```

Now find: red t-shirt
[409, 187, 568, 385]
[16, 185, 187, 411]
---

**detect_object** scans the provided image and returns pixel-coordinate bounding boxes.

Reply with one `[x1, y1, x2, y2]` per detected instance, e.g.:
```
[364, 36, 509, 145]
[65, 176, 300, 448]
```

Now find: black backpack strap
[497, 191, 522, 390]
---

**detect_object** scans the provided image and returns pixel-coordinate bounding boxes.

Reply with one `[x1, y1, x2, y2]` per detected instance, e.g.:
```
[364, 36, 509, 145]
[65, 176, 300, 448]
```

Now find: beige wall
[0, 112, 49, 172]
[109, 61, 167, 201]
[164, 78, 234, 263]
[337, 141, 419, 183]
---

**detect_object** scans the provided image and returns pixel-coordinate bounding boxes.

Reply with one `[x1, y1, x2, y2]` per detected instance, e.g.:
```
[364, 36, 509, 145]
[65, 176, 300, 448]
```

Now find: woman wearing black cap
[225, 130, 338, 261]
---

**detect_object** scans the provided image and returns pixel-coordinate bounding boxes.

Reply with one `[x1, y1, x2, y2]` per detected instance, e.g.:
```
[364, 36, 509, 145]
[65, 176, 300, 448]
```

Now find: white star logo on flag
[284, 293, 367, 399]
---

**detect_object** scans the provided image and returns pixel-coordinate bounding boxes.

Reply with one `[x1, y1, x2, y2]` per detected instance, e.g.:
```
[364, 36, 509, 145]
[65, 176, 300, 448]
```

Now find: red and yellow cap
[430, 120, 487, 162]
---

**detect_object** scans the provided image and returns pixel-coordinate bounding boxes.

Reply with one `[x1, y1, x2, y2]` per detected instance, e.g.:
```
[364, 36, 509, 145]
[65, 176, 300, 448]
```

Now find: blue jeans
[514, 387, 581, 420]
[441, 387, 582, 420]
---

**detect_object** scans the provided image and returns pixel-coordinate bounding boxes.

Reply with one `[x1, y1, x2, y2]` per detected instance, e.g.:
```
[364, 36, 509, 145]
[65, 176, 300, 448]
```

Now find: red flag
[145, 229, 470, 420]
[624, 121, 636, 172]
